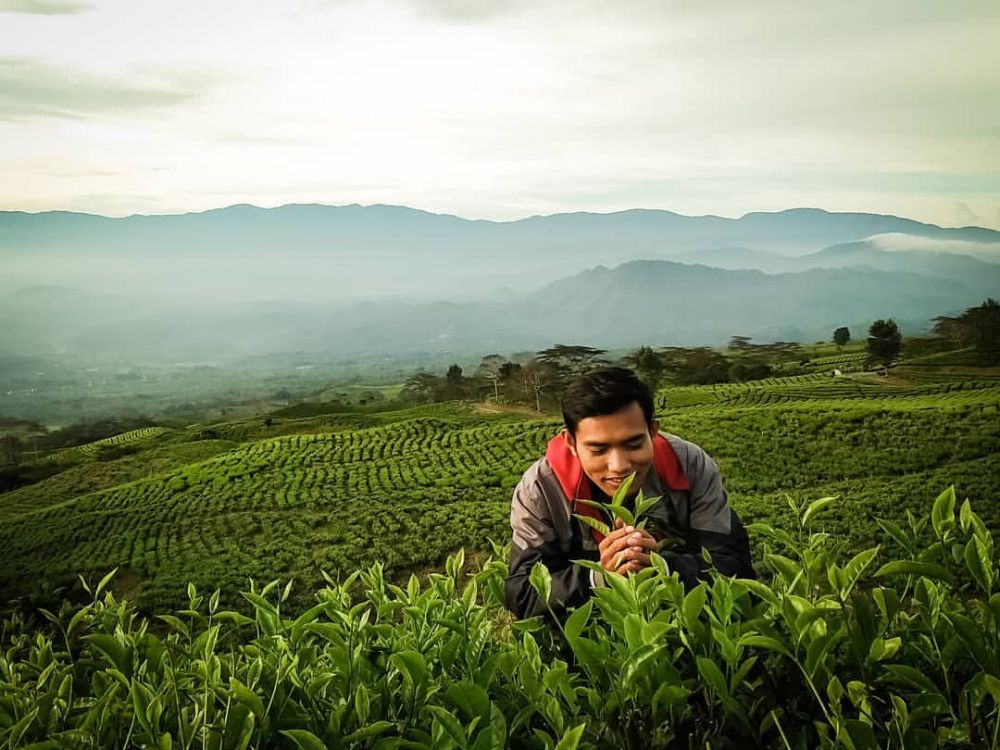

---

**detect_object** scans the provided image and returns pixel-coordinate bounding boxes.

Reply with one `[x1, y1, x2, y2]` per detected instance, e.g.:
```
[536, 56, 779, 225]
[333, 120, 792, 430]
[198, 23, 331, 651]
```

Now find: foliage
[867, 320, 902, 369]
[933, 300, 1000, 365]
[2, 489, 999, 748]
[833, 327, 851, 347]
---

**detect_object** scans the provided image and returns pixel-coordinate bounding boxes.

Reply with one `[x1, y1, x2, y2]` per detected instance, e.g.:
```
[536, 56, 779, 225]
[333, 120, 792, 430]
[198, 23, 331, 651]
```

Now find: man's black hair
[561, 367, 655, 435]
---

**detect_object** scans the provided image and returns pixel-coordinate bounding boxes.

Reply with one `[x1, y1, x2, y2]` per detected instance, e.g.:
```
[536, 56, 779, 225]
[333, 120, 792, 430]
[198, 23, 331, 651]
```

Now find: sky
[1, 0, 998, 228]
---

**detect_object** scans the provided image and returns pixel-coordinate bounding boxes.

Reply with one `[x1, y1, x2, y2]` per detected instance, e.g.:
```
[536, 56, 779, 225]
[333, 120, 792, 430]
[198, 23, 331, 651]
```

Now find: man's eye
[590, 448, 607, 456]
[626, 442, 643, 450]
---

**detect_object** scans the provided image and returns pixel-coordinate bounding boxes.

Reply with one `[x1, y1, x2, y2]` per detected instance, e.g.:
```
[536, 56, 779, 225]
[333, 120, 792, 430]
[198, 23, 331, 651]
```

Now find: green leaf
[529, 562, 552, 607]
[229, 678, 264, 719]
[844, 720, 877, 750]
[874, 561, 952, 581]
[843, 546, 880, 584]
[766, 554, 803, 586]
[738, 635, 790, 657]
[564, 599, 593, 643]
[931, 486, 956, 538]
[801, 496, 836, 527]
[574, 498, 612, 518]
[876, 518, 912, 551]
[697, 656, 730, 700]
[85, 633, 129, 673]
[682, 583, 707, 630]
[554, 723, 586, 750]
[130, 680, 153, 735]
[444, 682, 491, 723]
[622, 644, 665, 690]
[94, 568, 118, 598]
[634, 492, 662, 520]
[880, 664, 943, 697]
[428, 706, 468, 748]
[959, 498, 974, 533]
[6, 708, 38, 748]
[612, 473, 637, 504]
[573, 514, 611, 538]
[343, 721, 395, 744]
[572, 558, 606, 577]
[607, 504, 635, 527]
[964, 538, 993, 594]
[390, 650, 427, 691]
[280, 729, 329, 750]
[735, 578, 780, 606]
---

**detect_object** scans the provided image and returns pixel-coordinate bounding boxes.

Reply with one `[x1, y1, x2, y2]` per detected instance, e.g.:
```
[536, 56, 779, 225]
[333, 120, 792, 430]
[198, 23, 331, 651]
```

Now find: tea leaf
[607, 504, 635, 527]
[344, 721, 396, 743]
[612, 473, 637, 504]
[564, 599, 593, 643]
[573, 514, 611, 538]
[229, 677, 265, 719]
[801, 496, 836, 527]
[931, 486, 956, 538]
[529, 562, 552, 607]
[554, 723, 586, 750]
[280, 729, 329, 750]
[874, 561, 952, 582]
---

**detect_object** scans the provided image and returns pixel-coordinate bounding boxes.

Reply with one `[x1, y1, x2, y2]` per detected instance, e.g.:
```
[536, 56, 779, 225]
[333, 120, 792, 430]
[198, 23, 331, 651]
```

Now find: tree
[931, 299, 1000, 363]
[535, 345, 609, 377]
[401, 372, 444, 403]
[477, 354, 507, 402]
[833, 327, 851, 347]
[622, 346, 667, 392]
[521, 359, 560, 412]
[867, 319, 901, 370]
[678, 348, 731, 385]
[445, 364, 466, 399]
[966, 298, 1000, 365]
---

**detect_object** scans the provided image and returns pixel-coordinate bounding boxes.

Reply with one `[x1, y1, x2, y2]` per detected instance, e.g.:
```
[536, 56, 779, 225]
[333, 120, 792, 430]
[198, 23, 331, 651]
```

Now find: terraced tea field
[1, 374, 998, 612]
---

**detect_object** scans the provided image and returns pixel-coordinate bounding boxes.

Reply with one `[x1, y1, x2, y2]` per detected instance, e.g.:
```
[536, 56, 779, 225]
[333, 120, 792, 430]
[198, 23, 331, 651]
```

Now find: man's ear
[649, 419, 661, 437]
[560, 427, 577, 456]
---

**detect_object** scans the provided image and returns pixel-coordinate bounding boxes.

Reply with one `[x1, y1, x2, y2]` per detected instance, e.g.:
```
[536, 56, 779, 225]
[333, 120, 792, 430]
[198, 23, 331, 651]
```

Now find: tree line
[401, 340, 803, 411]
[401, 299, 1000, 410]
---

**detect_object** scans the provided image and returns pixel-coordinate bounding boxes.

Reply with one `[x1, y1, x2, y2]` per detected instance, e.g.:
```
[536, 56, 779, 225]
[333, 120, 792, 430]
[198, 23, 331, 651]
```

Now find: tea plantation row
[1, 379, 997, 613]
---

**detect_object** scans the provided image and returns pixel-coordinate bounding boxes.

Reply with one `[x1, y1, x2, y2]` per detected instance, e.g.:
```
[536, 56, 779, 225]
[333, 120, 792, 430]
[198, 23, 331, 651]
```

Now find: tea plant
[2, 487, 998, 749]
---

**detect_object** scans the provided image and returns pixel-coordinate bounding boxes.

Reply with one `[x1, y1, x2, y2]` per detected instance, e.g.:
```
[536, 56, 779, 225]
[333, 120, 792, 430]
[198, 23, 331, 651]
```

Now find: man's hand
[599, 518, 658, 575]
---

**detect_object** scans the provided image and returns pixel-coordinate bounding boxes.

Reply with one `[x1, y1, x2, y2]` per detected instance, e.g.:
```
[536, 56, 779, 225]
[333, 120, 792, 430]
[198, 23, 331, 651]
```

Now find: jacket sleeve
[504, 474, 592, 619]
[664, 445, 756, 587]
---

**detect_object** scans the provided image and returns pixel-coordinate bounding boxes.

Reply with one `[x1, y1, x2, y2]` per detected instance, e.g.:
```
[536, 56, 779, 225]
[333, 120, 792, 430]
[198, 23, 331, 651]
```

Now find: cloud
[868, 233, 1000, 262]
[0, 57, 195, 120]
[0, 0, 93, 14]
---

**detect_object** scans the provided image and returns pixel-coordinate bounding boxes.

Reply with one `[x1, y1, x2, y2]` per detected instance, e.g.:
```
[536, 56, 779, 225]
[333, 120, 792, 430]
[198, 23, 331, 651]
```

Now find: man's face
[562, 401, 659, 498]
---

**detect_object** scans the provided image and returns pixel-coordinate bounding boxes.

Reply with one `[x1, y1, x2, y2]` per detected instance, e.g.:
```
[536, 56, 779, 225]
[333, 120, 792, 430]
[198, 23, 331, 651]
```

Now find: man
[505, 367, 754, 619]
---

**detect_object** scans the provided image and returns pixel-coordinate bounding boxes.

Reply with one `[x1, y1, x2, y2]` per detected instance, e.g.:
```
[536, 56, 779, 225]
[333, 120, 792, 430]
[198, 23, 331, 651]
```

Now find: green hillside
[1, 373, 997, 613]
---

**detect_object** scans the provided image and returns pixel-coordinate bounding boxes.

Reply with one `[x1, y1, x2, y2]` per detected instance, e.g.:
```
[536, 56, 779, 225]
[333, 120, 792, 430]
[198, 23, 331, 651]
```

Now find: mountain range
[1, 204, 998, 359]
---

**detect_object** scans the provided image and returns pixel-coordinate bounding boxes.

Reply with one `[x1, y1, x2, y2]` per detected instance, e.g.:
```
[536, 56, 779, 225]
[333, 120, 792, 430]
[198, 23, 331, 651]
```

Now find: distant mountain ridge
[2, 258, 992, 359]
[2, 203, 999, 301]
[2, 202, 998, 363]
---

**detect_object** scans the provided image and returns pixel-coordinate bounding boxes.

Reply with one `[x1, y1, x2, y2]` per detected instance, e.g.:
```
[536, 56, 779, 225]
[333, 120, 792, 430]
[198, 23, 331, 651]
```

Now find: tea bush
[2, 487, 998, 749]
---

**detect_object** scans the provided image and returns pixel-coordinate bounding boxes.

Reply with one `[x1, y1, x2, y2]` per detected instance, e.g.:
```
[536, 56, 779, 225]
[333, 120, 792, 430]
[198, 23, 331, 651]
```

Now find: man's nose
[608, 449, 632, 474]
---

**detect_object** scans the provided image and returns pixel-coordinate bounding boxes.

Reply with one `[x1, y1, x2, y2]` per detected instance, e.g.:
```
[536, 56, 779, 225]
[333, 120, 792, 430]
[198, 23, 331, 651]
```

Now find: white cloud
[869, 233, 1000, 263]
